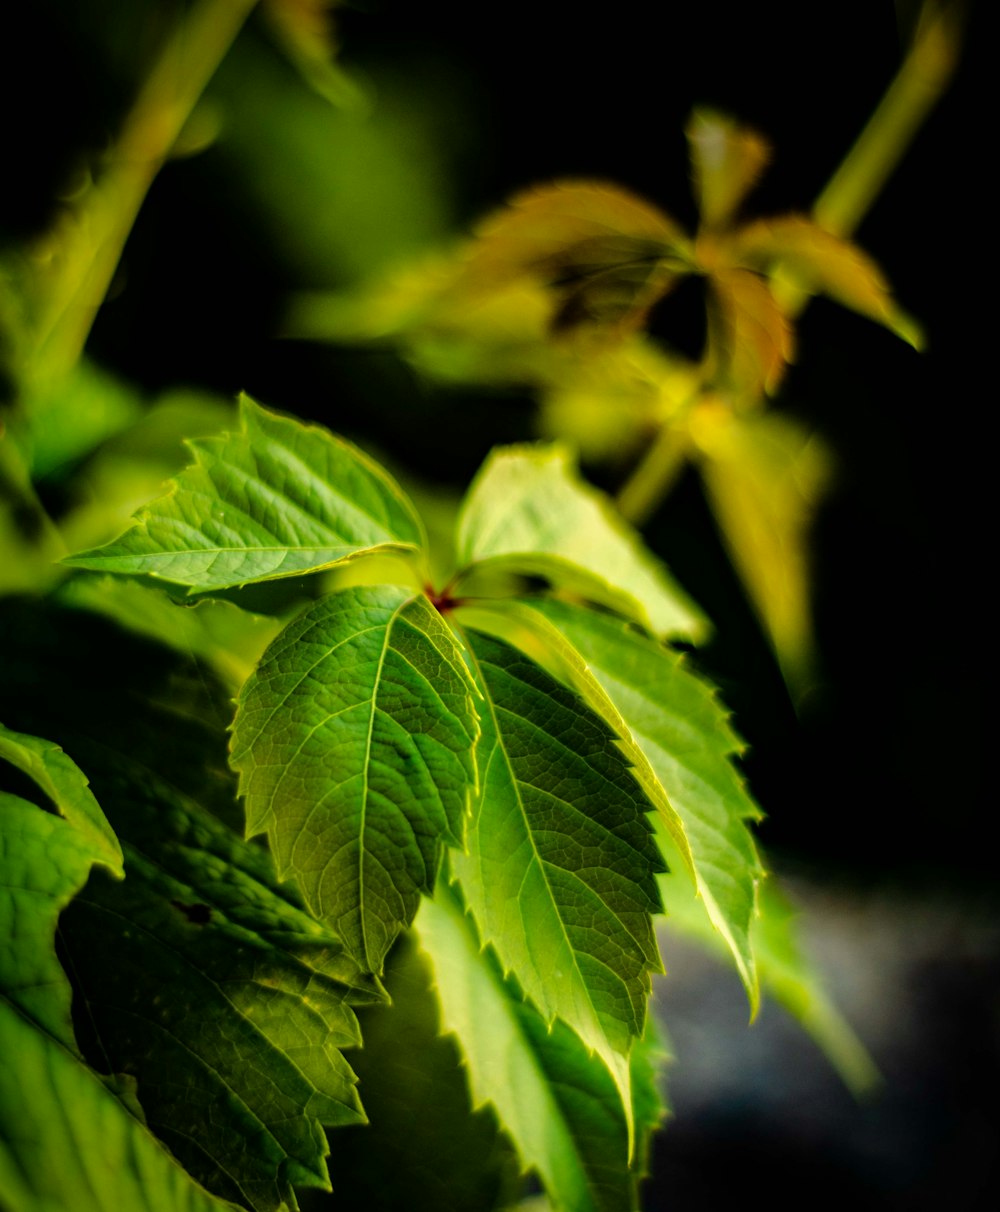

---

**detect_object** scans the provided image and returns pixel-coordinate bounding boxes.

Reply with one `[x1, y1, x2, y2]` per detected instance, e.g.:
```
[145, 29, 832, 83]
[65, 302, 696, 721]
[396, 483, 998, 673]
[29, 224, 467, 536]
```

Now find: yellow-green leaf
[692, 406, 834, 692]
[732, 215, 923, 348]
[687, 108, 771, 230]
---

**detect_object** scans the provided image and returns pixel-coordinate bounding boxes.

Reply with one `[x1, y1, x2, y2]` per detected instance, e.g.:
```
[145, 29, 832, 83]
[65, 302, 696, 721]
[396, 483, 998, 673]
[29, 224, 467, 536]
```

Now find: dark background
[1, 1, 990, 1207]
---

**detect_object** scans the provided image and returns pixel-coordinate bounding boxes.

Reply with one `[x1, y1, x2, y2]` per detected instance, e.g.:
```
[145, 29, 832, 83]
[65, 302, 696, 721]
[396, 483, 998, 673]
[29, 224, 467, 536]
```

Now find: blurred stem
[615, 0, 962, 524]
[814, 1, 963, 239]
[30, 0, 259, 381]
[615, 418, 691, 526]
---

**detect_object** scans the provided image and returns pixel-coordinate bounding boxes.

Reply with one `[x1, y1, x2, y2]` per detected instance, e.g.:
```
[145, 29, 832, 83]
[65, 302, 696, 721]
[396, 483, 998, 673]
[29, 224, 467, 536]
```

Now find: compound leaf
[455, 443, 706, 640]
[65, 394, 425, 591]
[449, 628, 664, 1140]
[418, 880, 666, 1212]
[231, 584, 479, 975]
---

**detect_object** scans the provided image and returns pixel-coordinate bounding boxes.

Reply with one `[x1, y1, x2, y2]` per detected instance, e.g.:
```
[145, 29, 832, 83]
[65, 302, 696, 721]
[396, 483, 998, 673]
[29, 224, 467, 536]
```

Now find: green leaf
[449, 628, 664, 1142]
[327, 927, 521, 1211]
[0, 598, 377, 1212]
[455, 443, 706, 640]
[0, 720, 123, 883]
[60, 765, 371, 1212]
[0, 997, 241, 1212]
[0, 759, 238, 1211]
[418, 880, 667, 1212]
[691, 407, 834, 693]
[65, 394, 426, 592]
[502, 598, 764, 1011]
[231, 584, 479, 974]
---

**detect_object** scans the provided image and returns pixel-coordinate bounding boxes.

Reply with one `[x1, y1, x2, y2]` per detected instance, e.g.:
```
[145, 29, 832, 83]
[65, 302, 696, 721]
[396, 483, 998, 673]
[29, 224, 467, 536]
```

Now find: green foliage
[0, 3, 945, 1205]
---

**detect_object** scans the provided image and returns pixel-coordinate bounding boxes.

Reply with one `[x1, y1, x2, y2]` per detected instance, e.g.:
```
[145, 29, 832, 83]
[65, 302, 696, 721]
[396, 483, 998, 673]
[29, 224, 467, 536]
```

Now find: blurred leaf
[327, 928, 521, 1212]
[687, 108, 771, 230]
[449, 629, 665, 1145]
[15, 358, 141, 480]
[692, 406, 834, 691]
[705, 267, 793, 397]
[516, 599, 764, 1011]
[60, 575, 281, 690]
[417, 879, 667, 1212]
[66, 395, 426, 592]
[732, 215, 923, 348]
[231, 584, 479, 975]
[455, 443, 707, 640]
[260, 0, 364, 109]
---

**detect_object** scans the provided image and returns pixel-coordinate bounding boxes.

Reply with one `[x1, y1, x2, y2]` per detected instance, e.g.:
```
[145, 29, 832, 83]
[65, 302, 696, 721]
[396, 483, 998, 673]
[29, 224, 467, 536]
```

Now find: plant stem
[614, 420, 691, 527]
[30, 0, 259, 381]
[814, 1, 963, 239]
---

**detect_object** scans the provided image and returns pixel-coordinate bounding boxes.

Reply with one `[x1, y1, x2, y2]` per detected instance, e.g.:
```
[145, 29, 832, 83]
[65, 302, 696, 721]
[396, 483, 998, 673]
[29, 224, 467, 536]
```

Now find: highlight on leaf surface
[64, 393, 426, 592]
[455, 442, 707, 641]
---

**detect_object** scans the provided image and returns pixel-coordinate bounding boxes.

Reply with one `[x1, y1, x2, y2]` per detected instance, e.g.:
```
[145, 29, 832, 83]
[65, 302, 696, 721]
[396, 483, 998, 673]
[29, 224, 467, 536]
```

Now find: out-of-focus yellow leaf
[687, 108, 771, 231]
[261, 0, 364, 108]
[706, 268, 793, 398]
[732, 215, 924, 348]
[459, 181, 692, 333]
[691, 405, 833, 692]
[538, 337, 699, 461]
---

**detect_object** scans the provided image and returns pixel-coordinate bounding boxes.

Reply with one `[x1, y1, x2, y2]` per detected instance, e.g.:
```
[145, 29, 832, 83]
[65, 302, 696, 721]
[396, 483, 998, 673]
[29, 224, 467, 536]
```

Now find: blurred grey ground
[652, 877, 1000, 1208]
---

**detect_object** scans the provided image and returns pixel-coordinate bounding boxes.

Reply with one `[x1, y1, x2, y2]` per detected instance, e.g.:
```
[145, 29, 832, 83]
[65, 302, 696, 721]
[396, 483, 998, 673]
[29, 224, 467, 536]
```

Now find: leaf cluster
[0, 393, 866, 1210]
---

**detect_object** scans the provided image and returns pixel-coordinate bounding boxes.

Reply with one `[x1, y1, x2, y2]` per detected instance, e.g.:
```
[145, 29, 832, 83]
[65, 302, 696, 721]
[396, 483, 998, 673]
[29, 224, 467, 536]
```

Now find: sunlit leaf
[455, 443, 706, 640]
[705, 267, 793, 397]
[231, 584, 479, 974]
[328, 927, 521, 1211]
[449, 628, 664, 1139]
[687, 108, 771, 230]
[418, 879, 666, 1212]
[732, 215, 923, 348]
[508, 598, 764, 1009]
[65, 395, 426, 591]
[691, 406, 834, 690]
